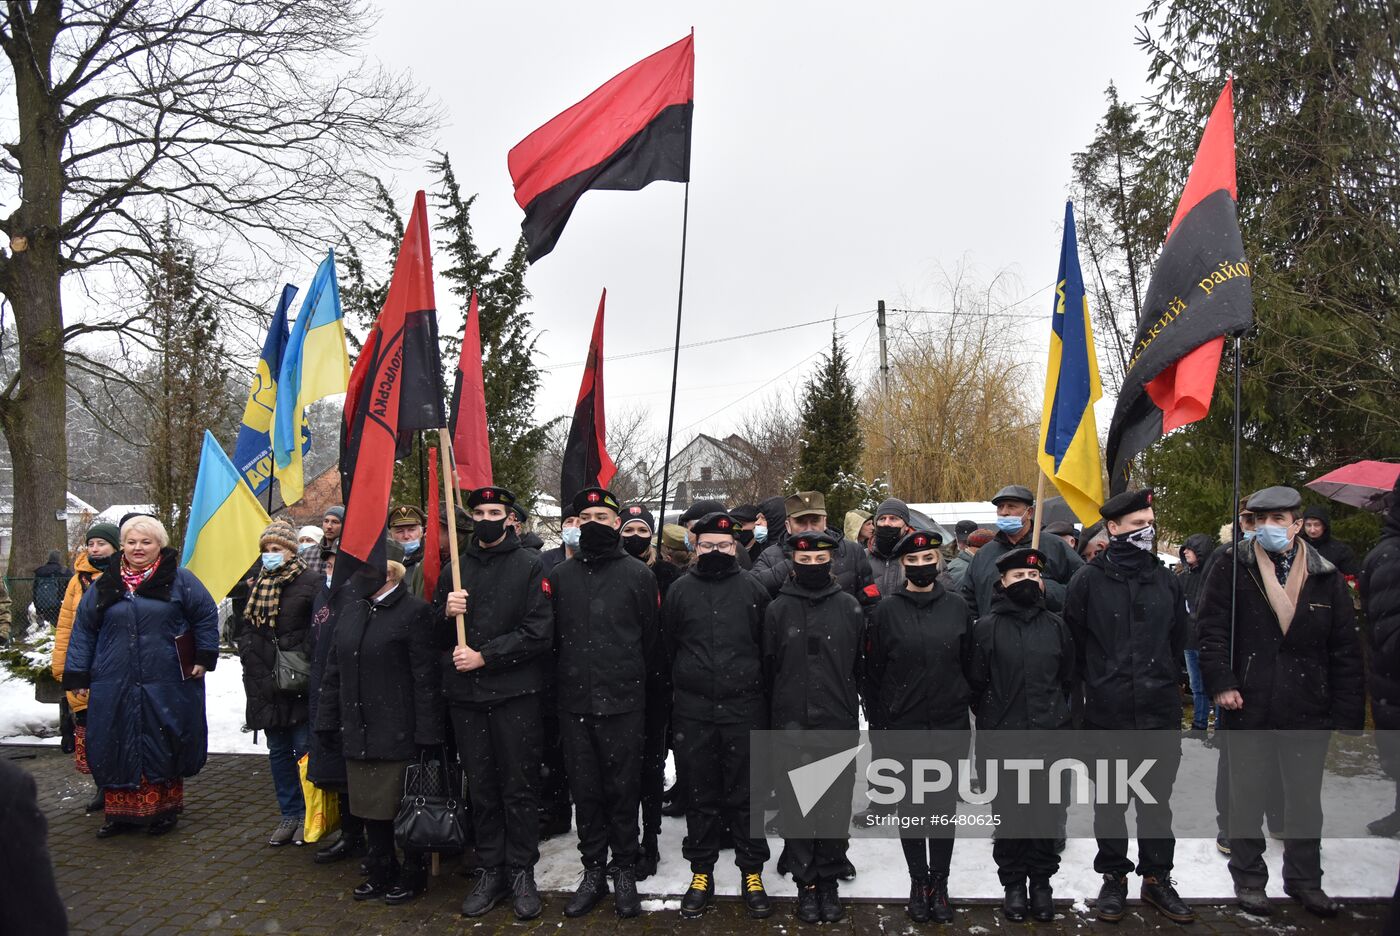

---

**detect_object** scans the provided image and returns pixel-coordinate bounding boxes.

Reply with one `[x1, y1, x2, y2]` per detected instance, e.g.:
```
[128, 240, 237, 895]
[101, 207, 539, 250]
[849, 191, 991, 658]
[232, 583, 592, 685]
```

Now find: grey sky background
[365, 2, 1156, 442]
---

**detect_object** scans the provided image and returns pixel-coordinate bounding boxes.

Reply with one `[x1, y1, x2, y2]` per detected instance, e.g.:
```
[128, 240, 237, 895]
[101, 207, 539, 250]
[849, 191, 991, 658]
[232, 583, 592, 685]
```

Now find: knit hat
[967, 528, 995, 549]
[260, 520, 299, 552]
[85, 522, 121, 552]
[323, 505, 346, 522]
[621, 504, 656, 534]
[297, 525, 323, 545]
[874, 497, 911, 526]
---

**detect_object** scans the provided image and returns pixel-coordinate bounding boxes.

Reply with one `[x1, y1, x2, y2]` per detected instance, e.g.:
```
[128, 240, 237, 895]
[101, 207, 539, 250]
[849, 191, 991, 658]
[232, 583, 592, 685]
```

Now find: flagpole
[1229, 335, 1242, 667]
[438, 428, 467, 648]
[1031, 470, 1047, 551]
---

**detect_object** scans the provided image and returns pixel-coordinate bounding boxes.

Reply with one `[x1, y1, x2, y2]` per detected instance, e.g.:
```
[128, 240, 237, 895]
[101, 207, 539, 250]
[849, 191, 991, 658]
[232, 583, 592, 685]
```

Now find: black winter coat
[306, 582, 347, 786]
[236, 568, 320, 731]
[960, 530, 1083, 618]
[1064, 553, 1188, 730]
[863, 584, 972, 730]
[1302, 506, 1360, 578]
[539, 545, 569, 576]
[1178, 533, 1214, 650]
[764, 578, 864, 731]
[0, 759, 68, 936]
[1362, 491, 1400, 730]
[548, 543, 660, 716]
[752, 530, 879, 609]
[967, 591, 1074, 730]
[1197, 540, 1364, 731]
[433, 533, 553, 705]
[316, 586, 445, 760]
[661, 563, 770, 724]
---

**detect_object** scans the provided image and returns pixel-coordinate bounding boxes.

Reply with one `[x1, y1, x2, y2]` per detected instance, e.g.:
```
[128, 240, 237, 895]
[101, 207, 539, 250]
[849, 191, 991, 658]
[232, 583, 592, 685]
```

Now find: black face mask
[474, 518, 506, 546]
[874, 525, 902, 554]
[904, 563, 940, 588]
[696, 550, 736, 576]
[793, 562, 833, 590]
[735, 529, 754, 546]
[579, 520, 621, 554]
[622, 534, 651, 559]
[89, 554, 111, 571]
[1004, 579, 1043, 607]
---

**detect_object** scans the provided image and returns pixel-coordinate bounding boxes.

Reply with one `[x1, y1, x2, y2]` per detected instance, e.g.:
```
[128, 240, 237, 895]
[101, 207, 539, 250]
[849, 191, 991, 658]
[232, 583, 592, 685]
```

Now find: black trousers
[1215, 729, 1284, 836]
[362, 818, 426, 888]
[902, 837, 955, 880]
[640, 693, 670, 842]
[561, 709, 644, 869]
[539, 686, 571, 822]
[336, 790, 364, 840]
[451, 694, 542, 870]
[991, 785, 1062, 886]
[1093, 731, 1182, 878]
[674, 715, 770, 873]
[1225, 730, 1330, 890]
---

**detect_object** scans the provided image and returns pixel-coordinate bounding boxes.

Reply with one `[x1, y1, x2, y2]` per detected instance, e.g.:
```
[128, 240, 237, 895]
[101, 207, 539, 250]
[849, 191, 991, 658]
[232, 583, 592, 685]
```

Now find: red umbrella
[1306, 460, 1400, 513]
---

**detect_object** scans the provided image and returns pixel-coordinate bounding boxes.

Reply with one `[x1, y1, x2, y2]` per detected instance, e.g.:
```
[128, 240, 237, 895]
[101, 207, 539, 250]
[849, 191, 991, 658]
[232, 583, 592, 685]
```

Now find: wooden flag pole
[1030, 471, 1048, 551]
[438, 427, 466, 647]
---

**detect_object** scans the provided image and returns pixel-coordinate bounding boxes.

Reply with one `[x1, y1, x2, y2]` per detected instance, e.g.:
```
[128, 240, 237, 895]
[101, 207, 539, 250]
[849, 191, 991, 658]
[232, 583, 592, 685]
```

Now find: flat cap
[388, 504, 426, 528]
[785, 491, 827, 519]
[788, 530, 839, 552]
[1042, 520, 1079, 537]
[1099, 488, 1154, 521]
[680, 499, 726, 525]
[691, 512, 737, 536]
[955, 519, 979, 538]
[620, 504, 656, 533]
[729, 503, 760, 523]
[892, 529, 943, 557]
[996, 546, 1047, 573]
[466, 486, 516, 510]
[990, 484, 1035, 506]
[571, 486, 621, 515]
[1246, 485, 1303, 514]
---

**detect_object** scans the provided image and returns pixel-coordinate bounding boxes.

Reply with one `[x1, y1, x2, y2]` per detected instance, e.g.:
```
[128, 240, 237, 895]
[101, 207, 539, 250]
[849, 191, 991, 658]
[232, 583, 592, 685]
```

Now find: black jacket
[661, 563, 770, 724]
[548, 542, 660, 716]
[864, 584, 973, 730]
[1301, 505, 1359, 577]
[539, 545, 570, 576]
[1064, 552, 1188, 730]
[764, 578, 864, 731]
[236, 568, 320, 731]
[1197, 539, 1364, 731]
[433, 532, 553, 705]
[752, 529, 878, 609]
[316, 585, 445, 760]
[1362, 489, 1400, 729]
[0, 759, 67, 936]
[968, 591, 1074, 730]
[519, 531, 545, 552]
[1178, 533, 1215, 650]
[306, 582, 348, 786]
[959, 530, 1083, 618]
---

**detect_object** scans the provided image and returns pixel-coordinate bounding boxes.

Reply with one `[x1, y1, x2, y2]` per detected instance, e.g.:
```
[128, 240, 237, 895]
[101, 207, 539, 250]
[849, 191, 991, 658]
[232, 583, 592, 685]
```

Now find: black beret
[466, 486, 516, 510]
[996, 547, 1047, 573]
[892, 529, 943, 557]
[691, 512, 737, 536]
[620, 503, 655, 532]
[991, 484, 1035, 506]
[509, 503, 528, 523]
[680, 499, 726, 525]
[572, 486, 621, 515]
[1099, 488, 1154, 521]
[1246, 485, 1303, 514]
[436, 504, 470, 529]
[788, 530, 839, 552]
[729, 503, 760, 523]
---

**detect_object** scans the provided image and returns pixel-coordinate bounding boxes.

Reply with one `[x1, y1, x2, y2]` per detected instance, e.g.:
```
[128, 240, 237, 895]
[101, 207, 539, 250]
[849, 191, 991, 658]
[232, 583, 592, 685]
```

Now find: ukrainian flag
[183, 431, 272, 602]
[273, 251, 350, 505]
[232, 284, 299, 495]
[1038, 202, 1105, 524]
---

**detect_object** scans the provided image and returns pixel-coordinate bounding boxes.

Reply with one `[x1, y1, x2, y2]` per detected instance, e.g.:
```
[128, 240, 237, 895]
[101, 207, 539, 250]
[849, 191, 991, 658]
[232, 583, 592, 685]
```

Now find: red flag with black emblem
[1105, 79, 1253, 494]
[560, 290, 617, 506]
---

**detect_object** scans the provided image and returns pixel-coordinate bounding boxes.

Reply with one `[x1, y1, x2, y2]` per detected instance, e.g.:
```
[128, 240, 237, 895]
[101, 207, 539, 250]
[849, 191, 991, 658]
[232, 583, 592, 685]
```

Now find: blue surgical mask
[684, 532, 695, 553]
[1255, 523, 1292, 553]
[261, 551, 285, 571]
[753, 524, 768, 544]
[995, 515, 1024, 535]
[1240, 528, 1256, 543]
[402, 539, 421, 554]
[562, 526, 581, 550]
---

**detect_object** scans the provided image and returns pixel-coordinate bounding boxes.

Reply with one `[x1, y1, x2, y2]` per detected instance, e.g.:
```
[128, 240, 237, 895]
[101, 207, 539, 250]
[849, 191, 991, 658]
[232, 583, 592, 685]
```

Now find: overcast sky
[363, 2, 1155, 445]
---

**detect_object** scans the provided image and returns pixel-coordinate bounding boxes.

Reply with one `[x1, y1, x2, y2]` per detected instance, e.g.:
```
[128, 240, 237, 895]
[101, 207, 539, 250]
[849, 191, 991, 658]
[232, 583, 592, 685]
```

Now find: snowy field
[5, 662, 1399, 900]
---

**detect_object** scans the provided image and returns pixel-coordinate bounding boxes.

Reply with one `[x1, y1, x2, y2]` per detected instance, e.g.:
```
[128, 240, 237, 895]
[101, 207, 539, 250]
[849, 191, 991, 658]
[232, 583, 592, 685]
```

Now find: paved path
[7, 745, 1391, 935]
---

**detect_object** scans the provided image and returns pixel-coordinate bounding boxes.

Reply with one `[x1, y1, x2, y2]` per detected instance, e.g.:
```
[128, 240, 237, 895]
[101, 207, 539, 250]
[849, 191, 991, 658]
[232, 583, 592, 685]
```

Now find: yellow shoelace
[744, 873, 764, 893]
[691, 873, 710, 891]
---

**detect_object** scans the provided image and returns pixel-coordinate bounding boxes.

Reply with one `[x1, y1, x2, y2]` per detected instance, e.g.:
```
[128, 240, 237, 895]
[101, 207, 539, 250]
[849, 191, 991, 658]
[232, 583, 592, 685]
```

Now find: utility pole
[877, 299, 892, 488]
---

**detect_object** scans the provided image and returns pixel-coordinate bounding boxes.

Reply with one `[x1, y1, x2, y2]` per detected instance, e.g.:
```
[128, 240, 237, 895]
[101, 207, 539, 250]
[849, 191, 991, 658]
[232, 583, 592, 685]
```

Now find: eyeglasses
[695, 541, 736, 554]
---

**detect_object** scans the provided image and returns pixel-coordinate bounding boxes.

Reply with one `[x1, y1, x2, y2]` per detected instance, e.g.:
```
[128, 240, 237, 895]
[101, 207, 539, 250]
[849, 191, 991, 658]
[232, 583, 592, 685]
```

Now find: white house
[659, 433, 756, 507]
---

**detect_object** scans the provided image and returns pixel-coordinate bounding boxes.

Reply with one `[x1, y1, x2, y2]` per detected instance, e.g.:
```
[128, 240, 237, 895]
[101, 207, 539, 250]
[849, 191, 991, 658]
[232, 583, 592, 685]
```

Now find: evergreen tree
[338, 178, 404, 359]
[792, 333, 864, 522]
[143, 222, 236, 549]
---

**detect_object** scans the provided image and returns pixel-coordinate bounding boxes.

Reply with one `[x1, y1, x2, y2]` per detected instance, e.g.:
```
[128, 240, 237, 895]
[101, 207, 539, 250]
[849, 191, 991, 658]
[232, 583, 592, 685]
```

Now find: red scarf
[120, 555, 159, 594]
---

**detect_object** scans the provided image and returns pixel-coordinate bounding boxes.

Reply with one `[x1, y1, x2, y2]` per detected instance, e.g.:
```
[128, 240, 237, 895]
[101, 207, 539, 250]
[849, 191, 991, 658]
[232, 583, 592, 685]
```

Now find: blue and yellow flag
[232, 285, 303, 495]
[273, 251, 350, 505]
[183, 431, 272, 602]
[1038, 202, 1105, 524]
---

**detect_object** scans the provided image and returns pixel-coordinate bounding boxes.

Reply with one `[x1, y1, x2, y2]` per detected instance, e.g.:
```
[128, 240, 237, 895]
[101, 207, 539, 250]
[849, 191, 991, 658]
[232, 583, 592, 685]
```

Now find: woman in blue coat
[62, 515, 219, 838]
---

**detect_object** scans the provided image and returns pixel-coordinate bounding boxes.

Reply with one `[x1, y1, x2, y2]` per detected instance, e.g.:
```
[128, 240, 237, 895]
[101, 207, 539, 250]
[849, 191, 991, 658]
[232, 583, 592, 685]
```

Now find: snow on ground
[7, 665, 1399, 900]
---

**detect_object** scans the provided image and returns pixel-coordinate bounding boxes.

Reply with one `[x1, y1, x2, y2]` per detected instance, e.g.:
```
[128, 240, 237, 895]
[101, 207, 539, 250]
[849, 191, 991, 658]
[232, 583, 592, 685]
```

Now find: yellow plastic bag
[298, 752, 340, 843]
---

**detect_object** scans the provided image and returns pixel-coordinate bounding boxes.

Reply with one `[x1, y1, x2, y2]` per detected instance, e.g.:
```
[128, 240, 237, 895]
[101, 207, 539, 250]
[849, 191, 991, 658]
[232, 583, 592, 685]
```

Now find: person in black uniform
[765, 531, 864, 925]
[752, 491, 877, 608]
[549, 486, 660, 919]
[438, 486, 554, 921]
[863, 529, 972, 924]
[1064, 489, 1193, 924]
[967, 547, 1074, 924]
[663, 511, 773, 919]
[536, 504, 577, 839]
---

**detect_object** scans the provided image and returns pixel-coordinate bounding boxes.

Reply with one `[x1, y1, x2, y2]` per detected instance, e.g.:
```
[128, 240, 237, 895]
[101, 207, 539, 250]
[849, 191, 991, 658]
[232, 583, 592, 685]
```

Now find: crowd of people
[28, 473, 1400, 928]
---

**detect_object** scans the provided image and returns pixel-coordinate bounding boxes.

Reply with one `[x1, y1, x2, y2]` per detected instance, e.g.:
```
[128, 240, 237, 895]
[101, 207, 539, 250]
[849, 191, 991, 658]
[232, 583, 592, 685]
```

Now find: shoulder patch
[863, 584, 881, 600]
[542, 578, 552, 597]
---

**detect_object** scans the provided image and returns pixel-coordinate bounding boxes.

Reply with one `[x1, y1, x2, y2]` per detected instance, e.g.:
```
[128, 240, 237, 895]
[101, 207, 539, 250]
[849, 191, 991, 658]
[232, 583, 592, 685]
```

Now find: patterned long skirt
[73, 723, 92, 775]
[104, 778, 184, 825]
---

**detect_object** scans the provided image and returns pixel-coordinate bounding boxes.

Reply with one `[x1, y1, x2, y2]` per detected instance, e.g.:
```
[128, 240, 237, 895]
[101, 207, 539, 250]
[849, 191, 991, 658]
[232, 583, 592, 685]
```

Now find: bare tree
[0, 0, 437, 576]
[726, 392, 802, 505]
[535, 404, 661, 506]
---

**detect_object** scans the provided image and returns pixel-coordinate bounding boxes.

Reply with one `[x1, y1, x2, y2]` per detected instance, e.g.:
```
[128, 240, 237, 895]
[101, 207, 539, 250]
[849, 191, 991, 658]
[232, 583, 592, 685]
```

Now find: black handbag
[271, 632, 310, 695]
[393, 751, 468, 852]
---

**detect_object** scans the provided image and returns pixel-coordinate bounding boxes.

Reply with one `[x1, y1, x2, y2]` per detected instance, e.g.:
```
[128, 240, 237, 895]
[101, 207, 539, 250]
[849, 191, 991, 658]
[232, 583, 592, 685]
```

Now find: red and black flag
[1105, 79, 1253, 494]
[337, 190, 446, 596]
[508, 33, 694, 263]
[448, 290, 493, 489]
[560, 290, 617, 506]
